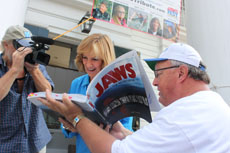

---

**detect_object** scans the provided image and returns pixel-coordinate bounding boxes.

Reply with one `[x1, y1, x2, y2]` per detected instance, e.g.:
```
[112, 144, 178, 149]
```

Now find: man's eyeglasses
[154, 65, 180, 78]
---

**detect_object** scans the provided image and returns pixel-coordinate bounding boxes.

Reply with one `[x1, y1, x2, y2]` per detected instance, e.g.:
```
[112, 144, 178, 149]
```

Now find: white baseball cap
[144, 43, 205, 71]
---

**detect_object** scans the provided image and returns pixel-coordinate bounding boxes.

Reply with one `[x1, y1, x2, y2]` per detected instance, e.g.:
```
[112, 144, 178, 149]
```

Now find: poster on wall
[91, 0, 181, 42]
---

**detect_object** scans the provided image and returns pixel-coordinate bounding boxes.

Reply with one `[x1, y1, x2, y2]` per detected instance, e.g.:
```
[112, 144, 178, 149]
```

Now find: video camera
[13, 36, 54, 66]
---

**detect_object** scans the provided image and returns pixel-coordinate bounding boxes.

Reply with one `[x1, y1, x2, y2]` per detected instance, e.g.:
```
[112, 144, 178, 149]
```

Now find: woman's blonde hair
[75, 33, 116, 72]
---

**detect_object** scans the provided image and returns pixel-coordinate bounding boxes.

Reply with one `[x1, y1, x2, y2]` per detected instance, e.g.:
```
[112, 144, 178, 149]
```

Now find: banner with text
[92, 0, 181, 42]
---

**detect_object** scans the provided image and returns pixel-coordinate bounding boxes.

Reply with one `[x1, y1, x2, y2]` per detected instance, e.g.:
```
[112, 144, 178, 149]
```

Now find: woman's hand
[59, 117, 79, 133]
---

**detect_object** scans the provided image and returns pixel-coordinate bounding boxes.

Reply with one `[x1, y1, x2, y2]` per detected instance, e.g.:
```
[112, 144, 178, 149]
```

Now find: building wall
[185, 0, 230, 105]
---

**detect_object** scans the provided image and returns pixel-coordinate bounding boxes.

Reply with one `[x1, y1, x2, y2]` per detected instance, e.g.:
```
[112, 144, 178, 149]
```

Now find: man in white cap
[39, 43, 230, 153]
[0, 25, 54, 153]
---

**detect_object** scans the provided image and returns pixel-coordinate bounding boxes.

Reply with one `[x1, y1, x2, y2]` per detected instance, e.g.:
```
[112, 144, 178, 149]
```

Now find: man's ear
[2, 41, 10, 49]
[2, 41, 7, 47]
[178, 65, 189, 81]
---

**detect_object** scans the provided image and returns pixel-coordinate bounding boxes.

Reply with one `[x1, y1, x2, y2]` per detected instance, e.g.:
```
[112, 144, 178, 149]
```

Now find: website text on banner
[91, 0, 181, 42]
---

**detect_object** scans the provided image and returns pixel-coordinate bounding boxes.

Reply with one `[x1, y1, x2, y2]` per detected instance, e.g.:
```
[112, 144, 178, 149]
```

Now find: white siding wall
[185, 0, 230, 105]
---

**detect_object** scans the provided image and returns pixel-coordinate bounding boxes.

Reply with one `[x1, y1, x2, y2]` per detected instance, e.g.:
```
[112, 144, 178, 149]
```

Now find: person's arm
[0, 47, 32, 100]
[60, 117, 116, 153]
[0, 67, 19, 100]
[109, 121, 133, 140]
[38, 89, 132, 153]
[25, 62, 52, 91]
[77, 117, 116, 153]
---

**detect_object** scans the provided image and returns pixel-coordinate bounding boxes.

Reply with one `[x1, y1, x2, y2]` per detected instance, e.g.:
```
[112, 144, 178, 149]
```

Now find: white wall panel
[185, 0, 230, 105]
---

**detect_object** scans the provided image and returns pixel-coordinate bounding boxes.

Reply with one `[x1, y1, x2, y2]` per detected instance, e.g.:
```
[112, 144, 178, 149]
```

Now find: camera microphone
[31, 36, 54, 45]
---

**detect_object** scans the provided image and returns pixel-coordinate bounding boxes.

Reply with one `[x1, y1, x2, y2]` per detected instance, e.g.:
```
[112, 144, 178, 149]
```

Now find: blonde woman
[61, 33, 133, 153]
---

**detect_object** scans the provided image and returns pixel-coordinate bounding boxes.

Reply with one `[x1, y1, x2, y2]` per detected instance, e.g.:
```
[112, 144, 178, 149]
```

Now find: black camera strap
[15, 76, 26, 81]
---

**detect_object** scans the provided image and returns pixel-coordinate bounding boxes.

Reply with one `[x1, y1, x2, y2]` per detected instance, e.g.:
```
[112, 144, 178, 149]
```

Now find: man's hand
[38, 89, 83, 123]
[11, 47, 32, 73]
[103, 121, 133, 140]
[24, 62, 39, 74]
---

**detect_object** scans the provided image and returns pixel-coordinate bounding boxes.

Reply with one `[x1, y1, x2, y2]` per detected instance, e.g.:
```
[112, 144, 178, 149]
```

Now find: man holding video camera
[0, 25, 54, 153]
